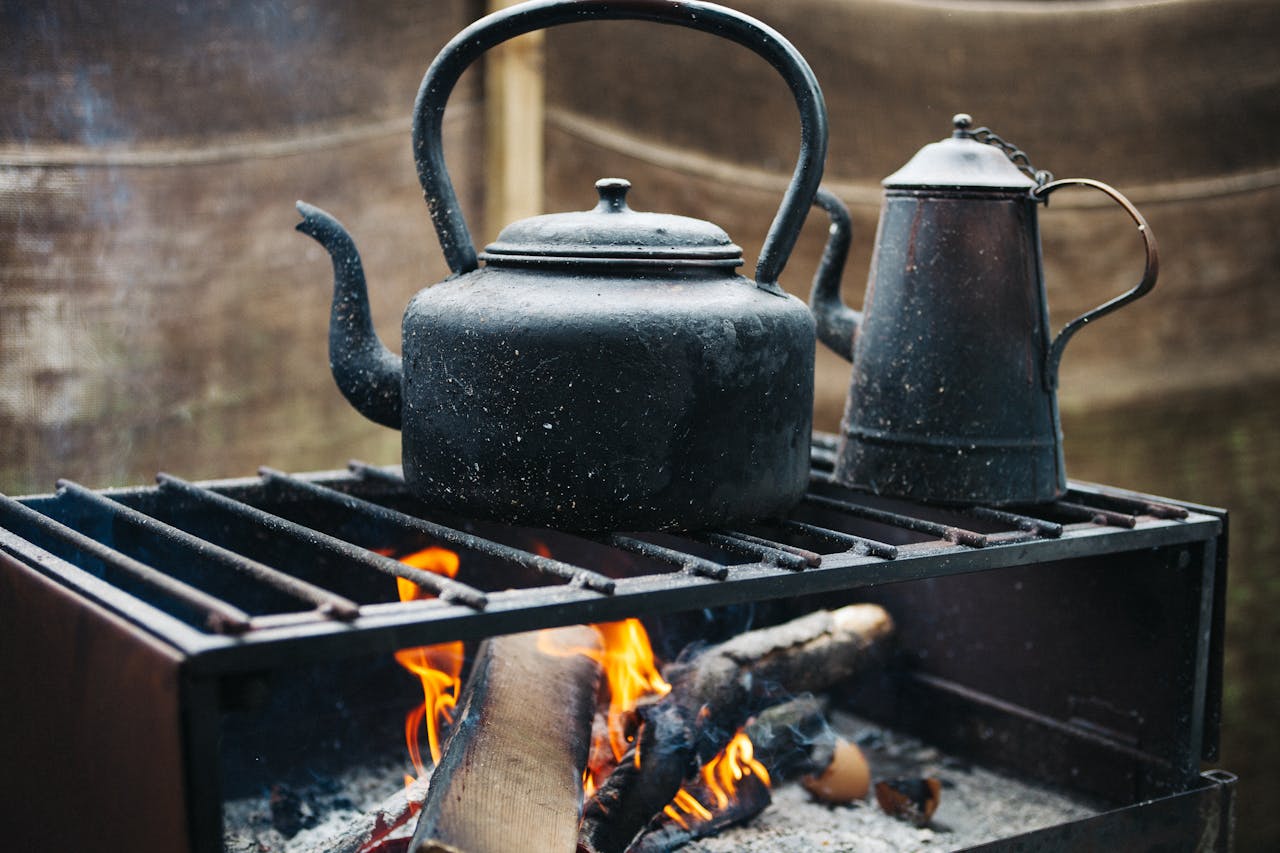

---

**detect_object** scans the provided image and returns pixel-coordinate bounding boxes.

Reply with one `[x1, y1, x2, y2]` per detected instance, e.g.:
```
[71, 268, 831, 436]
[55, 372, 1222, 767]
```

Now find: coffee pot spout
[807, 188, 859, 360]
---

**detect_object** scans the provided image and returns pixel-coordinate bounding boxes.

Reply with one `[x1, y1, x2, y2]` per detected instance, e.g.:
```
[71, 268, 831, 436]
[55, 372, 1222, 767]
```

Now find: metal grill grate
[0, 434, 1212, 675]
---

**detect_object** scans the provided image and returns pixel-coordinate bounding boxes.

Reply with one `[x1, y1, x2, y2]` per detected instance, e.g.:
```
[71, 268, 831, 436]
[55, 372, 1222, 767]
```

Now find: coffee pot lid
[883, 114, 1038, 191]
[481, 179, 744, 269]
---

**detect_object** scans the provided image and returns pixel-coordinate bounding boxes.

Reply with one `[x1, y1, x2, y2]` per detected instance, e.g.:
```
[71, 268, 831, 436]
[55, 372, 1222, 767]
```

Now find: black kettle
[811, 114, 1159, 505]
[296, 0, 836, 532]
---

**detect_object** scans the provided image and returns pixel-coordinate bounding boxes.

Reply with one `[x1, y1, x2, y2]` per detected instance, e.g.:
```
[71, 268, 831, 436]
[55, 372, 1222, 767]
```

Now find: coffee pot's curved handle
[412, 0, 827, 293]
[1034, 178, 1159, 389]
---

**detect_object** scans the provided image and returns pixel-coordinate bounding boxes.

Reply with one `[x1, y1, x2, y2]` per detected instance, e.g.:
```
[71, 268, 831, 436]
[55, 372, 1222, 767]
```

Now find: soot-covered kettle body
[296, 0, 838, 531]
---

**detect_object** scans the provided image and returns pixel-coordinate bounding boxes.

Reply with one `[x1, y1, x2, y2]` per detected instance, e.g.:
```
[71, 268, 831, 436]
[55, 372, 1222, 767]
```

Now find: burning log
[628, 693, 858, 852]
[319, 776, 430, 853]
[745, 695, 838, 783]
[629, 767, 772, 853]
[409, 625, 603, 853]
[745, 695, 874, 806]
[579, 604, 894, 853]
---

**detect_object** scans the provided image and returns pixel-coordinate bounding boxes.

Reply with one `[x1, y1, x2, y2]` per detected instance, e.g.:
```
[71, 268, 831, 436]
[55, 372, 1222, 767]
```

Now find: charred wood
[744, 695, 837, 783]
[628, 772, 771, 853]
[627, 696, 834, 853]
[319, 776, 429, 853]
[410, 625, 603, 853]
[579, 604, 893, 853]
[269, 783, 317, 838]
[875, 776, 942, 827]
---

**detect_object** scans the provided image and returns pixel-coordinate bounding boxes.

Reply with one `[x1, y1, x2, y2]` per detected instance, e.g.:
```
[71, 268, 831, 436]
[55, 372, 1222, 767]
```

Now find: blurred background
[2, 0, 1276, 847]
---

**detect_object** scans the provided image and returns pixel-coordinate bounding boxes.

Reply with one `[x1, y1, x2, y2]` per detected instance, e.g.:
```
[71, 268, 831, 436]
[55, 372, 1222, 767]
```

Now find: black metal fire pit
[0, 436, 1231, 852]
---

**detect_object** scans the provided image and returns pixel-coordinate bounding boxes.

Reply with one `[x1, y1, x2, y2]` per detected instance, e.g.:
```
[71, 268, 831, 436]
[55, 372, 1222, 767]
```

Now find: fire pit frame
[0, 438, 1231, 852]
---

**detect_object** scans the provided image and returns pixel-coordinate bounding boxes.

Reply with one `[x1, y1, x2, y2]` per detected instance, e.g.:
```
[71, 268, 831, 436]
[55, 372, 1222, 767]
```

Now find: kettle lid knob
[594, 178, 633, 213]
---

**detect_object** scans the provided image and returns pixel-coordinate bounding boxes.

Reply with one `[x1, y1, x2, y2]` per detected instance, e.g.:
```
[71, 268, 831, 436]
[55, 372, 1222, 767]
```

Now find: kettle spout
[295, 202, 403, 430]
[808, 188, 859, 362]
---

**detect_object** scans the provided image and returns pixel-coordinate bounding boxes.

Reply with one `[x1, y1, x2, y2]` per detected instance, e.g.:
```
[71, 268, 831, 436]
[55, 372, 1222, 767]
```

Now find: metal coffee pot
[810, 114, 1159, 505]
[296, 0, 835, 531]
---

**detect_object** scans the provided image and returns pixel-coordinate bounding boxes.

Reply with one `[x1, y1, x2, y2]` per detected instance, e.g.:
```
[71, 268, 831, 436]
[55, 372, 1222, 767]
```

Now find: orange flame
[663, 732, 771, 826]
[593, 620, 672, 762]
[463, 539, 766, 833]
[391, 547, 464, 777]
[537, 616, 672, 791]
[551, 620, 672, 761]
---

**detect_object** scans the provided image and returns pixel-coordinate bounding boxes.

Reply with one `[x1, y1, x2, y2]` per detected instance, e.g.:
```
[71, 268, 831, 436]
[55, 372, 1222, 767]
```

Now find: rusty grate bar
[56, 480, 361, 621]
[347, 461, 407, 485]
[0, 492, 253, 634]
[779, 519, 899, 559]
[964, 505, 1064, 538]
[592, 534, 729, 580]
[347, 461, 805, 577]
[1067, 488, 1189, 521]
[261, 467, 615, 595]
[156, 473, 489, 610]
[2, 456, 1216, 659]
[693, 531, 811, 570]
[718, 530, 823, 566]
[1053, 500, 1137, 529]
[803, 492, 990, 548]
[347, 461, 749, 579]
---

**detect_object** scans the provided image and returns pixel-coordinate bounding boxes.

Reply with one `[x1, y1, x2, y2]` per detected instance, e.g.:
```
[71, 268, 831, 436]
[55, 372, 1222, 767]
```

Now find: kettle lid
[883, 114, 1038, 191]
[480, 179, 744, 269]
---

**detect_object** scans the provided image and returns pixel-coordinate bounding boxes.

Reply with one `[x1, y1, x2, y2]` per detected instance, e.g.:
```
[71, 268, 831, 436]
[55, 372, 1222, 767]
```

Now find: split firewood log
[410, 625, 603, 853]
[579, 604, 893, 853]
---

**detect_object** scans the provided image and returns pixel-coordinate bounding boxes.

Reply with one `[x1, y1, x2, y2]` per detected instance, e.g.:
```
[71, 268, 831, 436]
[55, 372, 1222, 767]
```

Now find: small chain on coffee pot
[953, 114, 1054, 187]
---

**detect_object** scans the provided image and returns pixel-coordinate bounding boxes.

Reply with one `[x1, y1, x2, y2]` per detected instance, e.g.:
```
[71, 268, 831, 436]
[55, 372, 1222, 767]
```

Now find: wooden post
[484, 0, 545, 241]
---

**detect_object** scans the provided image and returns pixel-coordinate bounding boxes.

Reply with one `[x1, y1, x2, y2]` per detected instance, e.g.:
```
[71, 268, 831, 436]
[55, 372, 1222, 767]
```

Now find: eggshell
[801, 738, 871, 803]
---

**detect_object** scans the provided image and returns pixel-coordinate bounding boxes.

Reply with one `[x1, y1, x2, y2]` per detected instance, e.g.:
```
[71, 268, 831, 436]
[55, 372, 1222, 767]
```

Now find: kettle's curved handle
[413, 0, 827, 293]
[1034, 177, 1159, 389]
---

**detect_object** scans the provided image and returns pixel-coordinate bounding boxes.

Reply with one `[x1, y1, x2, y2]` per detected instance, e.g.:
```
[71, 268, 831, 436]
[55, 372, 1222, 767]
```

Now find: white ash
[223, 756, 412, 853]
[223, 712, 1100, 852]
[683, 710, 1100, 852]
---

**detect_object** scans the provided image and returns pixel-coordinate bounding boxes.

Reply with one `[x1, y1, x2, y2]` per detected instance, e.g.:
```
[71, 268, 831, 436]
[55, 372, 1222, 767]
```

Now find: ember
[665, 731, 772, 824]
